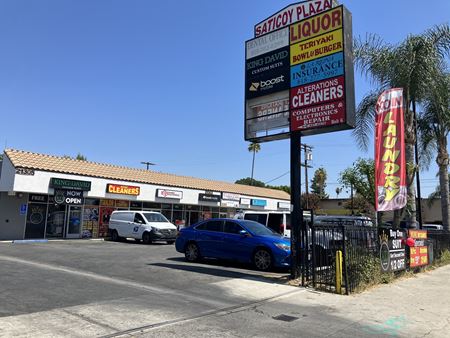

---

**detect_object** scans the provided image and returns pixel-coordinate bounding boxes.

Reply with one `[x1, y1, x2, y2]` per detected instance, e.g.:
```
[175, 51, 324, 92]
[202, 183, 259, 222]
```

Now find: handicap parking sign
[20, 204, 27, 215]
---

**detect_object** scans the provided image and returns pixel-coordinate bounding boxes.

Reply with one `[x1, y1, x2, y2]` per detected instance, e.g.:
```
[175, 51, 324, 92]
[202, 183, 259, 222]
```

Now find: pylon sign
[245, 2, 355, 142]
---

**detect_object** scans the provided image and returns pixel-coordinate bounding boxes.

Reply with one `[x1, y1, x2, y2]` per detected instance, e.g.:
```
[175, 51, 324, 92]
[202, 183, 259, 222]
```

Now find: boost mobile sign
[244, 3, 355, 142]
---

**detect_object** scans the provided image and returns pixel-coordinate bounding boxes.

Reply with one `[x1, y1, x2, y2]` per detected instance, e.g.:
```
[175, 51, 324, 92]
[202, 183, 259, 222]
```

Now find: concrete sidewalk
[138, 265, 450, 338]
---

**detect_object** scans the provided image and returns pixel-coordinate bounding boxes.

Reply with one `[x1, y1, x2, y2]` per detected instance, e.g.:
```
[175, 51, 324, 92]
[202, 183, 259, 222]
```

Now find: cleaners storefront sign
[107, 184, 141, 196]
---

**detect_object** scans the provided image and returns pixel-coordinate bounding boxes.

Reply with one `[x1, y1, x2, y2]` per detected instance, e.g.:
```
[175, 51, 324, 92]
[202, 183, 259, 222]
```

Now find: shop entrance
[66, 206, 82, 238]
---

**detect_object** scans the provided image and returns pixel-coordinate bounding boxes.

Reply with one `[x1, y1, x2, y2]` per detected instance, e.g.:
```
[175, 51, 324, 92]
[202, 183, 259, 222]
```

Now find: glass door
[66, 206, 82, 238]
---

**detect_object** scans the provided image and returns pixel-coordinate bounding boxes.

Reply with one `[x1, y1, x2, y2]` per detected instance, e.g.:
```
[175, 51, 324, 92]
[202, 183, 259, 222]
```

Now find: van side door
[131, 213, 146, 239]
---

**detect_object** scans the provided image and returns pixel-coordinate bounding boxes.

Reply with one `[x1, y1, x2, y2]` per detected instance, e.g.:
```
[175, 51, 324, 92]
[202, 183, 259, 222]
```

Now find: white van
[109, 211, 177, 244]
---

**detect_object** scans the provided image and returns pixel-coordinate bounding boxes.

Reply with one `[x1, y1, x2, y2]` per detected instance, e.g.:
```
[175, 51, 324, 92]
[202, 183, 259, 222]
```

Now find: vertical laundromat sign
[245, 2, 355, 142]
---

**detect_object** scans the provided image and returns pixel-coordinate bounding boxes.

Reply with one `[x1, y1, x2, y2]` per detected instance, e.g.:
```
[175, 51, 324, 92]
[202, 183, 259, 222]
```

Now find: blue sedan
[175, 218, 291, 271]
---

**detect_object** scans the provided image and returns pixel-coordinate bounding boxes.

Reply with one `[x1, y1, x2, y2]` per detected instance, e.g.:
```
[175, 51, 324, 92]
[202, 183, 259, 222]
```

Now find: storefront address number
[16, 168, 35, 176]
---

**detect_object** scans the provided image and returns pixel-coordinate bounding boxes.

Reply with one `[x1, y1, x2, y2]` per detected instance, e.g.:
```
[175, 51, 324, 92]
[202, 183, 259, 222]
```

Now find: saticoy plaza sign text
[245, 3, 355, 142]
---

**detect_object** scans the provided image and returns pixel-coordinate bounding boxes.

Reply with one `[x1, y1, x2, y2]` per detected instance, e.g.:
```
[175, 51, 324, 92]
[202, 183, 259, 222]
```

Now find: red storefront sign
[290, 76, 345, 109]
[408, 230, 428, 268]
[375, 88, 407, 211]
[291, 100, 345, 131]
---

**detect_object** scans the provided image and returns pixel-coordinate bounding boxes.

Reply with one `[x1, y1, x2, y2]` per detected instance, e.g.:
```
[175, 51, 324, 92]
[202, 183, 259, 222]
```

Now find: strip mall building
[0, 149, 291, 240]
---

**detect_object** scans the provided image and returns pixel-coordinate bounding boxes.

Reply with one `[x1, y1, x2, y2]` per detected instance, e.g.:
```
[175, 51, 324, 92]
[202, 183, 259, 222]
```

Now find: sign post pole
[290, 132, 302, 280]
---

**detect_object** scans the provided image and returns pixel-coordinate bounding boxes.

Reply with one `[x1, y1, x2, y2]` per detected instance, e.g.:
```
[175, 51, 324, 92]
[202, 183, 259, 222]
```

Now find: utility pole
[301, 144, 313, 209]
[141, 161, 155, 170]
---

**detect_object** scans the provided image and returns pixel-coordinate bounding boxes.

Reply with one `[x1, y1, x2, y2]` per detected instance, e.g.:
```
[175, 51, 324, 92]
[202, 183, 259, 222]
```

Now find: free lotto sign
[244, 5, 355, 142]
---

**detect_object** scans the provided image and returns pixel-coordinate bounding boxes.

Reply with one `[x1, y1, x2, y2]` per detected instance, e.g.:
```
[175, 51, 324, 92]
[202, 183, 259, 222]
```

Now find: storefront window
[143, 202, 161, 209]
[161, 209, 172, 221]
[161, 203, 172, 210]
[46, 204, 66, 238]
[83, 205, 99, 238]
[25, 203, 48, 239]
[84, 198, 100, 206]
[130, 201, 143, 210]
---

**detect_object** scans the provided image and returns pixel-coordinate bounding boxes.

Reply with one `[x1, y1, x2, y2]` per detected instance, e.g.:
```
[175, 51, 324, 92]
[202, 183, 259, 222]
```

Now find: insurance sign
[244, 5, 355, 142]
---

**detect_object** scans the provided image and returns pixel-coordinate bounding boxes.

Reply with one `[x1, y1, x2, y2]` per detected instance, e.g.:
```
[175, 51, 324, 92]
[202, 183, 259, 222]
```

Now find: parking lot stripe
[0, 254, 233, 309]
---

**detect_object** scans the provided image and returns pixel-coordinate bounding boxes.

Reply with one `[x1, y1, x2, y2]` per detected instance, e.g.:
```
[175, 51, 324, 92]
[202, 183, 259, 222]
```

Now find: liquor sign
[375, 88, 407, 212]
[409, 230, 428, 268]
[107, 184, 140, 196]
[156, 189, 183, 199]
[379, 228, 406, 273]
[245, 5, 355, 143]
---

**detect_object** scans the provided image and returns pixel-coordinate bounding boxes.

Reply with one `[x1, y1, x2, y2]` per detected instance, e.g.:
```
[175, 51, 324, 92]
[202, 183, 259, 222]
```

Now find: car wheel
[166, 240, 175, 245]
[142, 232, 152, 244]
[185, 242, 200, 262]
[111, 230, 119, 242]
[253, 248, 272, 271]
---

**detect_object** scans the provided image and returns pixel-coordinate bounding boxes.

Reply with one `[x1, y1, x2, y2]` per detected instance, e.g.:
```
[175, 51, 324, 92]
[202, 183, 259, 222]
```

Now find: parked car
[234, 210, 311, 238]
[109, 211, 177, 244]
[313, 215, 374, 227]
[175, 218, 291, 271]
[422, 224, 443, 231]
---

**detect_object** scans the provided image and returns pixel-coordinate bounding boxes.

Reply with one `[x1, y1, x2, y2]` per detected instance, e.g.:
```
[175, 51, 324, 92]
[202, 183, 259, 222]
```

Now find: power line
[264, 171, 290, 184]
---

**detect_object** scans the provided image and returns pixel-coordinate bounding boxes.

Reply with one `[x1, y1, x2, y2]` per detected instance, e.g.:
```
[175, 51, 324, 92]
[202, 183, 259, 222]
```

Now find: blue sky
[0, 0, 449, 198]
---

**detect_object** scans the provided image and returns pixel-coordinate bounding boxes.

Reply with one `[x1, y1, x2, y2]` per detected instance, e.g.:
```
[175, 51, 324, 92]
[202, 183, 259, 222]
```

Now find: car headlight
[274, 243, 290, 251]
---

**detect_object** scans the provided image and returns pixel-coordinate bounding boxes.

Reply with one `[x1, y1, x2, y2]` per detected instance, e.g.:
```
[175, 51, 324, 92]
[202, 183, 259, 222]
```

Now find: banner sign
[246, 47, 290, 99]
[380, 228, 406, 272]
[245, 5, 355, 142]
[54, 189, 84, 205]
[289, 6, 343, 44]
[246, 28, 289, 60]
[375, 88, 407, 212]
[291, 52, 344, 87]
[290, 29, 343, 65]
[245, 91, 290, 141]
[409, 230, 428, 268]
[156, 189, 183, 199]
[50, 178, 91, 191]
[254, 0, 334, 37]
[199, 194, 221, 203]
[222, 192, 240, 201]
[251, 199, 267, 206]
[107, 184, 140, 196]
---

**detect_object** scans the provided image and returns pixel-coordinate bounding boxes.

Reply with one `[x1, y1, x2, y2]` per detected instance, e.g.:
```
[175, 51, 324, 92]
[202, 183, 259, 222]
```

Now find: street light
[141, 161, 155, 170]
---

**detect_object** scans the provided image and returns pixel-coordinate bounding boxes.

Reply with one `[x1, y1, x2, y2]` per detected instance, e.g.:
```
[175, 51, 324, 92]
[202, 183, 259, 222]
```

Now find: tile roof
[4, 149, 290, 201]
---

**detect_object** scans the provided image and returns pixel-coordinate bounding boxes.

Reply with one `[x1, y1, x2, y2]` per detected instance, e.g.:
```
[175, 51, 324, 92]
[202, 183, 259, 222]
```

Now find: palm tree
[353, 24, 450, 227]
[248, 142, 261, 185]
[418, 71, 450, 230]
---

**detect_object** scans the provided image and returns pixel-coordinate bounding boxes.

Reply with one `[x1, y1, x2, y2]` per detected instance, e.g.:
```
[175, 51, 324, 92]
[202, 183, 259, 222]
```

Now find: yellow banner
[290, 29, 343, 65]
[290, 7, 343, 44]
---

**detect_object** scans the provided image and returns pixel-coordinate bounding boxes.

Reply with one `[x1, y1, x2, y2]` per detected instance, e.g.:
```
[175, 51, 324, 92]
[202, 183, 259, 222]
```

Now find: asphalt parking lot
[0, 239, 292, 336]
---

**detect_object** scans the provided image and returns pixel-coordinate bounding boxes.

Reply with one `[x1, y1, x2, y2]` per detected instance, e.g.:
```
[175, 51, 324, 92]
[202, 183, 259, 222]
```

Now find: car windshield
[143, 213, 169, 223]
[241, 220, 280, 237]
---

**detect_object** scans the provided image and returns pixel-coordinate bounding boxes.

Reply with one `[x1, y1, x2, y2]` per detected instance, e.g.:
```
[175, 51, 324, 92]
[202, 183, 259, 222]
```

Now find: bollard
[335, 250, 343, 294]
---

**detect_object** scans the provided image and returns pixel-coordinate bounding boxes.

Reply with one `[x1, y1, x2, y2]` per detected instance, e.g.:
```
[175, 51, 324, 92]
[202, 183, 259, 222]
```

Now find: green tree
[418, 71, 450, 231]
[75, 153, 87, 161]
[339, 158, 375, 209]
[63, 153, 88, 161]
[248, 142, 261, 186]
[235, 177, 265, 188]
[310, 167, 328, 199]
[353, 24, 450, 227]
